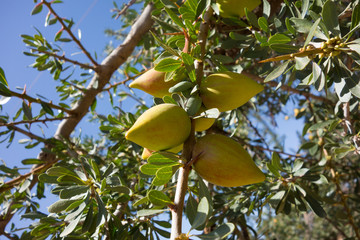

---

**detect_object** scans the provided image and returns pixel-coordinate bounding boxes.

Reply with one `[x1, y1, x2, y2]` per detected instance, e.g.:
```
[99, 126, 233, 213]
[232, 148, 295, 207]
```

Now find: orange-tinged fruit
[192, 134, 265, 187]
[194, 106, 216, 132]
[129, 69, 177, 98]
[200, 72, 264, 112]
[141, 144, 183, 160]
[216, 0, 261, 18]
[125, 104, 191, 151]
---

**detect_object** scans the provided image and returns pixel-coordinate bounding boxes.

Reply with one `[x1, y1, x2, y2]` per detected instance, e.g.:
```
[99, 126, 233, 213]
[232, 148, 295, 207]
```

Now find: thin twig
[0, 116, 71, 127]
[41, 0, 98, 66]
[34, 49, 98, 71]
[0, 158, 58, 194]
[240, 109, 270, 149]
[9, 90, 74, 115]
[242, 72, 334, 105]
[7, 126, 45, 141]
[324, 216, 349, 238]
[102, 70, 146, 91]
[112, 0, 137, 20]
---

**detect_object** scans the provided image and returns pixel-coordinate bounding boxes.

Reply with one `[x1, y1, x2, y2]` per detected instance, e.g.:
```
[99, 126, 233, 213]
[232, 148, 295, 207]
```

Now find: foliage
[0, 0, 360, 239]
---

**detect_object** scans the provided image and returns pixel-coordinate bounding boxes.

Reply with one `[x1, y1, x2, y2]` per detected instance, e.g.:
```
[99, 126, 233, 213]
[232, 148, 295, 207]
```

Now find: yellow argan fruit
[216, 0, 261, 18]
[194, 106, 216, 132]
[141, 144, 183, 160]
[200, 72, 264, 112]
[192, 134, 265, 187]
[125, 104, 191, 151]
[129, 69, 177, 98]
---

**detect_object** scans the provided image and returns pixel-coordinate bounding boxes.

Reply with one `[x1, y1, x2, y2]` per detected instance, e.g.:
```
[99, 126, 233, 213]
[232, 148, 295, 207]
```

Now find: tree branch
[42, 0, 99, 67]
[9, 90, 74, 115]
[0, 116, 70, 127]
[7, 125, 45, 141]
[34, 49, 98, 71]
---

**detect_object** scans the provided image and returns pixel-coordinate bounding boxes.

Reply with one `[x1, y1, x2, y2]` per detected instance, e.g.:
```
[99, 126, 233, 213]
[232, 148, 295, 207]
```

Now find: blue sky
[0, 0, 303, 238]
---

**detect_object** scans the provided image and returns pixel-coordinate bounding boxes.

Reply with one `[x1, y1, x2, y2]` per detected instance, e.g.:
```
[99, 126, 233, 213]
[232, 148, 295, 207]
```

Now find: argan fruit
[125, 104, 191, 151]
[141, 144, 183, 160]
[192, 134, 265, 187]
[129, 69, 178, 98]
[200, 72, 264, 112]
[194, 106, 216, 132]
[216, 0, 261, 18]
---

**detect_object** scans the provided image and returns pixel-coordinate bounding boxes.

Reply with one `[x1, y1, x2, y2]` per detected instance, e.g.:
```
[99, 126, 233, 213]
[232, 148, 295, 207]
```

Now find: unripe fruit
[129, 69, 178, 98]
[192, 134, 265, 187]
[125, 104, 191, 151]
[194, 107, 216, 132]
[200, 72, 264, 112]
[216, 0, 261, 18]
[141, 144, 183, 160]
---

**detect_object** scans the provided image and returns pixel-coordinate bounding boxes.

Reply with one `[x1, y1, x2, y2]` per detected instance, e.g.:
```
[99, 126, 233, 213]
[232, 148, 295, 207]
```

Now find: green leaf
[82, 202, 94, 233]
[268, 33, 291, 45]
[165, 8, 186, 29]
[60, 212, 82, 237]
[155, 166, 174, 182]
[264, 60, 290, 82]
[185, 194, 198, 225]
[322, 0, 340, 36]
[245, 8, 259, 28]
[31, 3, 43, 15]
[150, 31, 180, 57]
[304, 18, 321, 47]
[148, 152, 179, 164]
[258, 17, 269, 32]
[196, 223, 235, 239]
[155, 58, 182, 72]
[181, 52, 196, 82]
[22, 101, 32, 120]
[0, 67, 8, 87]
[186, 94, 202, 116]
[305, 195, 327, 217]
[290, 18, 327, 40]
[48, 199, 79, 213]
[46, 166, 78, 177]
[140, 163, 162, 175]
[271, 152, 284, 171]
[196, 0, 210, 19]
[137, 209, 166, 217]
[266, 162, 281, 177]
[40, 102, 54, 116]
[60, 186, 89, 199]
[294, 57, 311, 70]
[133, 196, 149, 207]
[169, 81, 194, 93]
[21, 158, 44, 165]
[292, 159, 304, 172]
[191, 197, 209, 230]
[148, 190, 173, 207]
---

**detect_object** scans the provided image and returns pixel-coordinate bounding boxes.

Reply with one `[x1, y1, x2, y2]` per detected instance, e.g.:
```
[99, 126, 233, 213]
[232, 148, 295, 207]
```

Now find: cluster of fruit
[125, 68, 265, 187]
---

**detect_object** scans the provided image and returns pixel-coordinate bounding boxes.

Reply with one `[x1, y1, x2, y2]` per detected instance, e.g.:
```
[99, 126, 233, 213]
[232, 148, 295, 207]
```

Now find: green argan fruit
[125, 104, 191, 151]
[200, 72, 264, 112]
[192, 134, 265, 187]
[129, 68, 178, 98]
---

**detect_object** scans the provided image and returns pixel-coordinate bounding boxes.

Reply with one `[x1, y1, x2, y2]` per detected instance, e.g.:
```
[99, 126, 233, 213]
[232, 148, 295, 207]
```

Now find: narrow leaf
[148, 190, 173, 207]
[264, 60, 290, 82]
